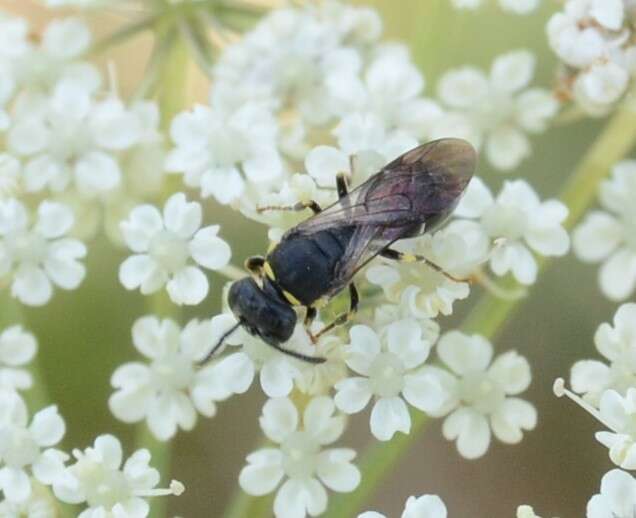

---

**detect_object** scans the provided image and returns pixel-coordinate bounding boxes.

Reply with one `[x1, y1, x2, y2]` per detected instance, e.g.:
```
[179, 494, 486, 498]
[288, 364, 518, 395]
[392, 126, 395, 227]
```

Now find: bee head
[228, 277, 297, 346]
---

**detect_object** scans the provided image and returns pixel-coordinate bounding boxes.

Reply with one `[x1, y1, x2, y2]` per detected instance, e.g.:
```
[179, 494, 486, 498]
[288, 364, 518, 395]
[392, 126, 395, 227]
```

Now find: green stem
[325, 103, 636, 518]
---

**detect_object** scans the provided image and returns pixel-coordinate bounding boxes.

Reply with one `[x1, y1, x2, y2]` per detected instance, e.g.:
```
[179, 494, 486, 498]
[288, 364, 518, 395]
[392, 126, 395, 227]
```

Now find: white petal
[274, 478, 327, 518]
[386, 319, 430, 369]
[120, 205, 163, 252]
[239, 449, 284, 496]
[490, 50, 535, 93]
[403, 371, 449, 414]
[163, 192, 202, 238]
[44, 239, 87, 290]
[189, 226, 231, 270]
[75, 151, 122, 194]
[345, 325, 381, 376]
[0, 326, 37, 366]
[486, 128, 530, 171]
[260, 398, 298, 443]
[487, 351, 531, 395]
[94, 434, 123, 469]
[0, 466, 31, 502]
[573, 212, 622, 263]
[490, 398, 537, 443]
[35, 201, 74, 238]
[316, 449, 360, 492]
[437, 331, 492, 375]
[12, 266, 52, 306]
[30, 405, 65, 447]
[305, 146, 349, 188]
[215, 352, 255, 394]
[166, 266, 209, 305]
[119, 255, 160, 291]
[454, 177, 493, 218]
[599, 469, 636, 516]
[570, 360, 611, 398]
[260, 357, 299, 398]
[599, 249, 636, 301]
[369, 397, 411, 441]
[334, 377, 373, 414]
[43, 18, 91, 58]
[32, 448, 69, 485]
[442, 407, 491, 459]
[402, 494, 448, 518]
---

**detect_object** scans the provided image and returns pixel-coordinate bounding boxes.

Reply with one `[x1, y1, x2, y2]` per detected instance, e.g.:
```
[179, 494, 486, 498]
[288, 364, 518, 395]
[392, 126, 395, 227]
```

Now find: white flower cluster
[433, 50, 559, 172]
[574, 160, 636, 301]
[359, 493, 447, 518]
[548, 0, 636, 115]
[556, 302, 636, 517]
[0, 323, 184, 515]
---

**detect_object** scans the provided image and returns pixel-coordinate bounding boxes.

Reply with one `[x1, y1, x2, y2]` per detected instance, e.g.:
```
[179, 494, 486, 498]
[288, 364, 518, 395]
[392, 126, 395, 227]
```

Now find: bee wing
[289, 139, 476, 288]
[292, 138, 476, 238]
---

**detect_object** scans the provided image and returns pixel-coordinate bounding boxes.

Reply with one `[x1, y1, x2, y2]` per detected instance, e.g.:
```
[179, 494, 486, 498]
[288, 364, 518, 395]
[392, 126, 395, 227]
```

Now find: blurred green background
[1, 1, 620, 516]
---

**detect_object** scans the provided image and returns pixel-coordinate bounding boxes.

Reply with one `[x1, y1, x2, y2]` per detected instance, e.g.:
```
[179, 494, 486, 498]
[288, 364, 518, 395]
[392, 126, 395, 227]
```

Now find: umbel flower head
[0, 198, 86, 306]
[118, 192, 231, 305]
[0, 391, 67, 503]
[53, 434, 184, 517]
[109, 315, 231, 441]
[424, 331, 536, 459]
[239, 397, 360, 518]
[334, 319, 442, 441]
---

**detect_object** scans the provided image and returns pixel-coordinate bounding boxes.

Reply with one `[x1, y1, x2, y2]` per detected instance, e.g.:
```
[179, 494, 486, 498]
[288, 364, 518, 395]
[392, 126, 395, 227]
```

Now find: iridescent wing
[287, 138, 477, 286]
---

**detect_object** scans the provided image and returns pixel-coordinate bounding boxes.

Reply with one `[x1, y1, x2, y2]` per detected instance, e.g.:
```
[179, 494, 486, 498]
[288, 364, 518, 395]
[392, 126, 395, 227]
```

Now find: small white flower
[425, 331, 536, 459]
[0, 326, 37, 392]
[334, 320, 441, 441]
[212, 315, 335, 398]
[456, 178, 570, 285]
[359, 494, 447, 518]
[434, 50, 558, 171]
[118, 192, 231, 305]
[587, 469, 636, 518]
[0, 391, 67, 503]
[239, 397, 359, 518]
[573, 161, 636, 301]
[8, 79, 139, 197]
[570, 303, 636, 405]
[53, 434, 184, 517]
[109, 315, 231, 441]
[165, 102, 282, 205]
[0, 198, 87, 306]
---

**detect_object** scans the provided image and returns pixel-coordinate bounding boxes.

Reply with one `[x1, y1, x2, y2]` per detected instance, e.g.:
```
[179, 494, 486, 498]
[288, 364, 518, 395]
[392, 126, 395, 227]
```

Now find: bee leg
[304, 306, 318, 343]
[380, 248, 469, 283]
[244, 255, 265, 275]
[314, 283, 359, 340]
[256, 201, 322, 214]
[336, 172, 349, 199]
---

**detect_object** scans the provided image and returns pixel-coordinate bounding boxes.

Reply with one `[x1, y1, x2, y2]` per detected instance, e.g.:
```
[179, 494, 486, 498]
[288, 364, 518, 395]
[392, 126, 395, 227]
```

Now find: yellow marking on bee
[283, 289, 302, 306]
[401, 253, 418, 263]
[267, 241, 277, 253]
[263, 261, 276, 281]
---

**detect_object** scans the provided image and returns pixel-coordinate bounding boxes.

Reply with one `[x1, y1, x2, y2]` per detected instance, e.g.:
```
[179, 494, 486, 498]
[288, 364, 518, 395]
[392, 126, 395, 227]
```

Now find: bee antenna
[198, 322, 241, 366]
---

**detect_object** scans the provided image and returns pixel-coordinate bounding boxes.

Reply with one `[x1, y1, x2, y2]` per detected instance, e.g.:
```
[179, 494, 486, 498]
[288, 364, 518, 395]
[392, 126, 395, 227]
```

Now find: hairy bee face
[228, 277, 297, 346]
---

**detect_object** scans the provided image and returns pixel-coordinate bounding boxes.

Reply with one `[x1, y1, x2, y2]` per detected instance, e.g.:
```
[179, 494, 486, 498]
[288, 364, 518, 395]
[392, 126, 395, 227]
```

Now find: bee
[203, 138, 477, 364]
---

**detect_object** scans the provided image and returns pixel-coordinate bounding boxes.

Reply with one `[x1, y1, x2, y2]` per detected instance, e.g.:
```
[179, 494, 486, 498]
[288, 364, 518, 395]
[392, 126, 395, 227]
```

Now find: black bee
[203, 138, 477, 364]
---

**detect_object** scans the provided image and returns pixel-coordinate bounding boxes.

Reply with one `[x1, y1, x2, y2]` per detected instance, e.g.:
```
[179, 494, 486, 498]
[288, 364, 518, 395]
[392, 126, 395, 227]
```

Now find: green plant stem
[324, 104, 636, 518]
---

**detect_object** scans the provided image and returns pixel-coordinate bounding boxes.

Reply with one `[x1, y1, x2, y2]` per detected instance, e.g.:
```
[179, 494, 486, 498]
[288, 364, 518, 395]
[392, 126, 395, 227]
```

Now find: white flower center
[458, 371, 505, 414]
[149, 230, 189, 274]
[151, 352, 195, 392]
[0, 427, 40, 468]
[281, 431, 320, 479]
[367, 352, 405, 398]
[481, 204, 528, 240]
[6, 231, 47, 266]
[73, 460, 131, 510]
